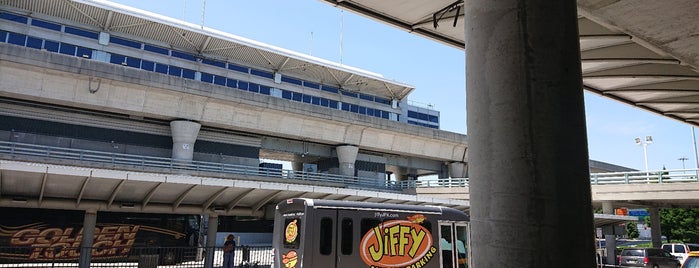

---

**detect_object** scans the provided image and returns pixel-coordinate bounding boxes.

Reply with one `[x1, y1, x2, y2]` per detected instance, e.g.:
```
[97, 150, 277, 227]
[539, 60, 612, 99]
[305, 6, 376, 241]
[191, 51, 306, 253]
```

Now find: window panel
[328, 100, 338, 109]
[76, 47, 93, 58]
[7, 32, 26, 46]
[59, 43, 76, 56]
[155, 63, 169, 74]
[358, 106, 366, 115]
[227, 63, 248, 73]
[109, 36, 140, 48]
[124, 56, 140, 67]
[340, 91, 358, 98]
[171, 50, 197, 61]
[238, 81, 249, 90]
[200, 72, 214, 83]
[0, 13, 28, 24]
[202, 58, 226, 68]
[311, 96, 320, 105]
[26, 36, 43, 49]
[168, 66, 182, 77]
[321, 85, 339, 93]
[359, 94, 374, 101]
[302, 95, 312, 103]
[43, 40, 59, 52]
[350, 105, 359, 113]
[259, 85, 271, 95]
[292, 92, 302, 102]
[282, 90, 292, 100]
[304, 81, 320, 89]
[320, 98, 329, 107]
[214, 76, 226, 86]
[226, 78, 238, 88]
[182, 69, 196, 79]
[31, 19, 61, 31]
[144, 44, 169, 55]
[281, 76, 302, 85]
[319, 218, 333, 256]
[341, 218, 353, 255]
[141, 60, 155, 71]
[64, 27, 98, 39]
[341, 103, 350, 111]
[250, 69, 274, 79]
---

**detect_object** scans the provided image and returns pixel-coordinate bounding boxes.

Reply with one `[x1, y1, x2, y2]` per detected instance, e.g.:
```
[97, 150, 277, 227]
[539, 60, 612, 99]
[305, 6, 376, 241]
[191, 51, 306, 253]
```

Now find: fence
[0, 246, 273, 268]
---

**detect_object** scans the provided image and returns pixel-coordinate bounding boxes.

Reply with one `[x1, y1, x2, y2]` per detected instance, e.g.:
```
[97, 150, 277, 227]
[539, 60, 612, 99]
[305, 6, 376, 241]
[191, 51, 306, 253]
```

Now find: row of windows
[408, 120, 439, 129]
[2, 11, 395, 108]
[0, 30, 395, 121]
[407, 110, 439, 123]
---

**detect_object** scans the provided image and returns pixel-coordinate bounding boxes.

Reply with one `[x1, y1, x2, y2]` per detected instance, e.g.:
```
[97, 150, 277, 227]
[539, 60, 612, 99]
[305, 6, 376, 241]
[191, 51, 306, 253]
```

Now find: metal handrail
[0, 141, 400, 192]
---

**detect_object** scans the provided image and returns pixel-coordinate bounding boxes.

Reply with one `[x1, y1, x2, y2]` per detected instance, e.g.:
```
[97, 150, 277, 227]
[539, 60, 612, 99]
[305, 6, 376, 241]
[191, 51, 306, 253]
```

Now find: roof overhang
[320, 0, 699, 127]
[0, 0, 415, 100]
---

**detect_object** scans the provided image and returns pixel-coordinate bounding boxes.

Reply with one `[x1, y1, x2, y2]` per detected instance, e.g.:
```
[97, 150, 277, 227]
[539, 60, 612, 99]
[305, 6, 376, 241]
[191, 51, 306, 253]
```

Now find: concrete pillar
[465, 0, 594, 267]
[449, 162, 466, 178]
[170, 120, 201, 161]
[649, 207, 662, 248]
[78, 210, 97, 268]
[336, 145, 358, 177]
[204, 214, 218, 268]
[602, 202, 617, 265]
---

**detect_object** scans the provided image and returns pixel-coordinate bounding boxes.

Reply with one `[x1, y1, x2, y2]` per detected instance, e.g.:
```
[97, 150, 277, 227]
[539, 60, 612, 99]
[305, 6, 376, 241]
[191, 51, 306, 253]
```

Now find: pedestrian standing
[223, 234, 236, 268]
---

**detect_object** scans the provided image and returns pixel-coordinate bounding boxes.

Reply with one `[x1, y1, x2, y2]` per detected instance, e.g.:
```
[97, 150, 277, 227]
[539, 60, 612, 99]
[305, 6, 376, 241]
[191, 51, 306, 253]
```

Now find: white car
[662, 243, 699, 264]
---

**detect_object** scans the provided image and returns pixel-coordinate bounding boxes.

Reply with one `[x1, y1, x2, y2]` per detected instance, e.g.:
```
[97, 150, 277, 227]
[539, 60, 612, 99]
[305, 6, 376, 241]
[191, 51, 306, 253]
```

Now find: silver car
[619, 248, 681, 268]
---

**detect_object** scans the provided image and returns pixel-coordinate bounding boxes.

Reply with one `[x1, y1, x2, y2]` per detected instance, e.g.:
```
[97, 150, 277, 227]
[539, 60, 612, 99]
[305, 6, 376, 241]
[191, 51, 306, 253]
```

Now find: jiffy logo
[359, 214, 436, 268]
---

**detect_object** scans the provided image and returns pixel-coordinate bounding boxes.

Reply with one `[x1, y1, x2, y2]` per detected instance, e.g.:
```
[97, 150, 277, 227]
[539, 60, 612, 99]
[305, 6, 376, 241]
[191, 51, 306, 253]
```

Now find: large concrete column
[78, 210, 97, 268]
[602, 201, 617, 265]
[170, 120, 201, 161]
[649, 207, 662, 248]
[204, 214, 218, 268]
[336, 145, 358, 177]
[465, 0, 594, 267]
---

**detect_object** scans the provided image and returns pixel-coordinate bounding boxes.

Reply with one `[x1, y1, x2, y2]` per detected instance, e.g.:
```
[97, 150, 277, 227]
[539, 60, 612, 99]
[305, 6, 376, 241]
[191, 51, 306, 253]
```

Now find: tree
[626, 222, 639, 239]
[659, 208, 699, 243]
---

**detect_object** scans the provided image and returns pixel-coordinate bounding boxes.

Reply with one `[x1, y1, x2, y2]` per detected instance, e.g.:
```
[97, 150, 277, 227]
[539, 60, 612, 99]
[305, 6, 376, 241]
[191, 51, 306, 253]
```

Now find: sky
[104, 0, 699, 172]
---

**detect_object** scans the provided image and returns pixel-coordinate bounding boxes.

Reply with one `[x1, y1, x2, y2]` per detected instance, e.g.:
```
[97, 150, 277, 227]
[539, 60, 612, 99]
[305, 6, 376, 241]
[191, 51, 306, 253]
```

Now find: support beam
[173, 185, 198, 209]
[650, 207, 662, 248]
[226, 188, 255, 212]
[204, 214, 218, 268]
[465, 0, 594, 267]
[78, 210, 97, 268]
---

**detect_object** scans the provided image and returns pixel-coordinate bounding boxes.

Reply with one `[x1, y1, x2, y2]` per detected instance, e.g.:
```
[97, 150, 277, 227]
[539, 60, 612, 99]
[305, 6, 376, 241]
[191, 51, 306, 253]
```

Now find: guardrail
[0, 141, 400, 192]
[0, 246, 273, 268]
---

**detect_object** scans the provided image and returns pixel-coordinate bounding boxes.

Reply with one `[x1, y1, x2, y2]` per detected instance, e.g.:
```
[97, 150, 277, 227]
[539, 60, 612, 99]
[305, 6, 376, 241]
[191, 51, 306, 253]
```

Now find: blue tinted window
[44, 40, 59, 52]
[31, 19, 61, 31]
[200, 72, 214, 83]
[408, 111, 418, 119]
[144, 44, 169, 55]
[182, 69, 196, 79]
[226, 78, 237, 88]
[429, 115, 439, 123]
[77, 47, 92, 58]
[259, 85, 271, 95]
[155, 63, 168, 74]
[110, 36, 141, 48]
[281, 76, 302, 85]
[359, 106, 366, 114]
[328, 100, 338, 109]
[320, 98, 329, 107]
[321, 85, 339, 93]
[227, 63, 248, 73]
[0, 13, 28, 24]
[26, 36, 43, 49]
[202, 58, 226, 68]
[341, 103, 350, 111]
[366, 108, 375, 116]
[110, 54, 126, 64]
[59, 43, 76, 56]
[0, 31, 7, 42]
[8, 32, 26, 46]
[304, 81, 320, 89]
[381, 111, 389, 119]
[248, 83, 259, 93]
[341, 91, 358, 98]
[375, 97, 391, 105]
[251, 69, 273, 79]
[64, 27, 98, 39]
[359, 94, 373, 101]
[126, 57, 140, 67]
[302, 95, 312, 103]
[238, 81, 248, 90]
[311, 97, 320, 105]
[214, 76, 226, 86]
[282, 90, 292, 99]
[350, 105, 359, 113]
[292, 92, 302, 102]
[168, 66, 182, 77]
[418, 113, 428, 121]
[141, 60, 155, 71]
[171, 50, 196, 61]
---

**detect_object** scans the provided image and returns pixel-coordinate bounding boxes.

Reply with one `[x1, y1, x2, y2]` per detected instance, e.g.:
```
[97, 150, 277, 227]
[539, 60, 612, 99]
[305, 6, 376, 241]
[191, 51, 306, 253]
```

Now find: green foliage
[626, 222, 639, 239]
[660, 208, 699, 243]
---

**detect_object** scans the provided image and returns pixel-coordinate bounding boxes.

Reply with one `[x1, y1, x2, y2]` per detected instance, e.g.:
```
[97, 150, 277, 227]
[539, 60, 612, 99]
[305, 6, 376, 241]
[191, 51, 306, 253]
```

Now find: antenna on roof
[200, 0, 206, 29]
[339, 10, 343, 65]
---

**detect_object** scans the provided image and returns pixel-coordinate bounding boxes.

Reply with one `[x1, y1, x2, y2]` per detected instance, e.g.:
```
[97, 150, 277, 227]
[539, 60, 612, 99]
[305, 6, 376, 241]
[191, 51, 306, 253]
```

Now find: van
[662, 243, 699, 264]
[618, 248, 680, 268]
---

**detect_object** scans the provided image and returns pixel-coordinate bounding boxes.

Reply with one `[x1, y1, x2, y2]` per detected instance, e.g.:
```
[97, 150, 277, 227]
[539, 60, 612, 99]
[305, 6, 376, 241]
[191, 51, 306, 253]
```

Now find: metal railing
[0, 246, 273, 268]
[0, 141, 400, 192]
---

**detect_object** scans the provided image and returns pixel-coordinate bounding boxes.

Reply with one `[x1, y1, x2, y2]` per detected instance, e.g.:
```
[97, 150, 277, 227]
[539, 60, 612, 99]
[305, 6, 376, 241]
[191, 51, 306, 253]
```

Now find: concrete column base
[336, 145, 358, 177]
[170, 120, 201, 161]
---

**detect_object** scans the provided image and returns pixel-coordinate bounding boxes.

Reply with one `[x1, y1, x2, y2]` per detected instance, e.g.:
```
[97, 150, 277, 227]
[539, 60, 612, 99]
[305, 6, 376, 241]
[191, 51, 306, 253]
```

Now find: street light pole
[636, 136, 653, 180]
[679, 157, 688, 173]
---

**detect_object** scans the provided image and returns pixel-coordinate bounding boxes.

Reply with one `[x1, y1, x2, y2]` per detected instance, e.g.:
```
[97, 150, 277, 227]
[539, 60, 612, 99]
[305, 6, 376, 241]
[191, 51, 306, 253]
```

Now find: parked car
[663, 243, 699, 264]
[682, 251, 699, 268]
[619, 248, 681, 268]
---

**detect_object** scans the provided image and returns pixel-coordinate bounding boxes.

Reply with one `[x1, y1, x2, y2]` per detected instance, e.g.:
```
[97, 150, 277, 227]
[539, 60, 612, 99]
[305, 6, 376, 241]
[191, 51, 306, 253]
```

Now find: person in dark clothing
[223, 234, 236, 268]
